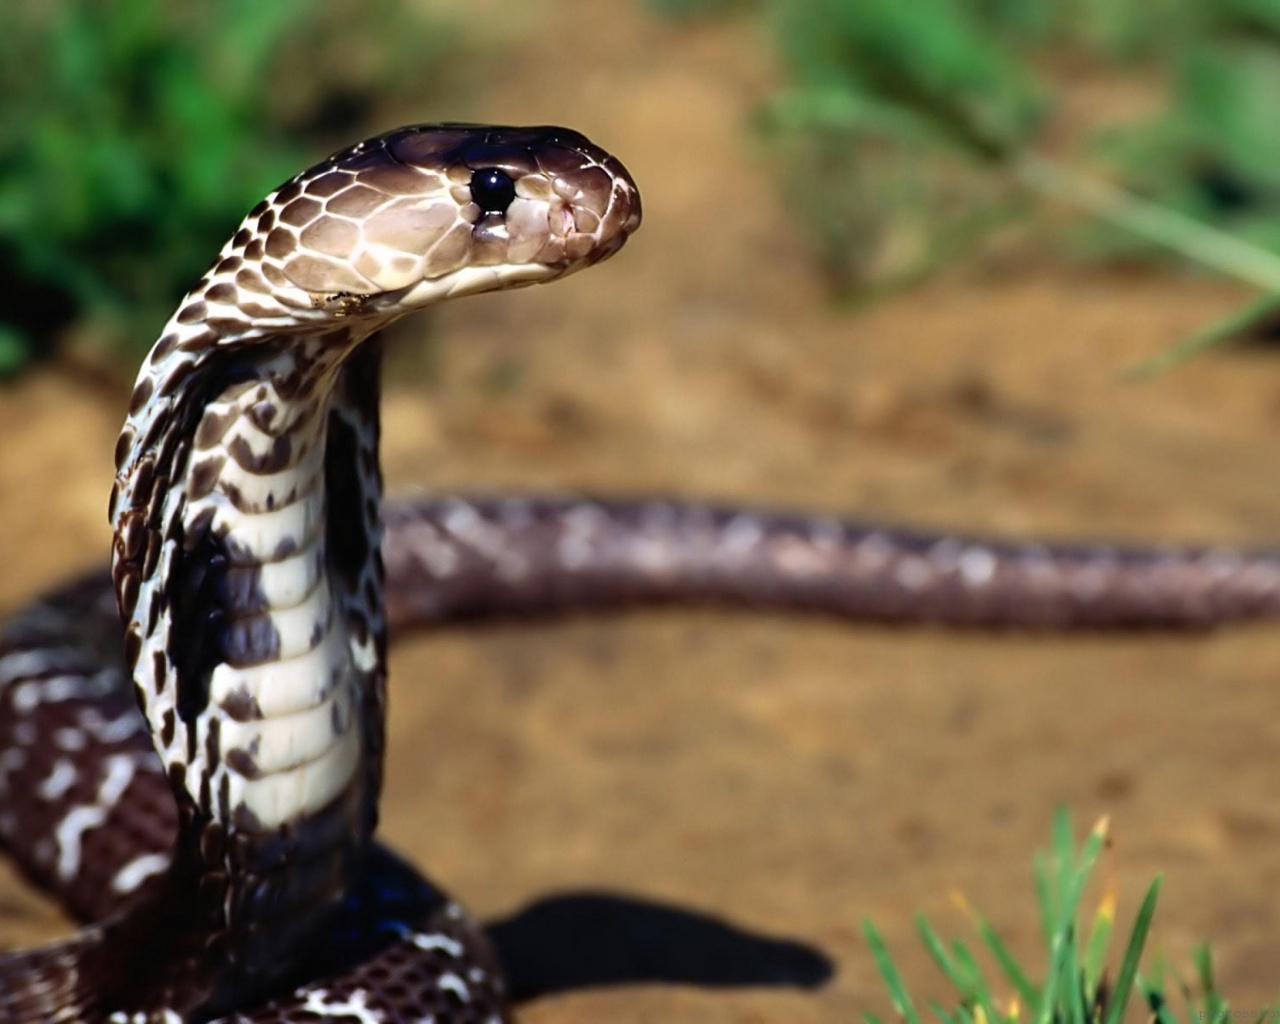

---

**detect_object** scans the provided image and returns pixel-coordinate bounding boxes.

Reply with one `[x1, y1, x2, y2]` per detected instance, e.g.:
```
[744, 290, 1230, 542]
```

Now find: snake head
[216, 123, 641, 320]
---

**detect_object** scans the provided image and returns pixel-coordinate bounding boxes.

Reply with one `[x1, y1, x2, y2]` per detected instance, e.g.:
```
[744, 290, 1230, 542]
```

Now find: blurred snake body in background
[1, 122, 1280, 1022]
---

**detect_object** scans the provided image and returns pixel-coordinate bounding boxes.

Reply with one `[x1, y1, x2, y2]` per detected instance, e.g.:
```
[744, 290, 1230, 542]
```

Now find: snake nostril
[469, 168, 516, 216]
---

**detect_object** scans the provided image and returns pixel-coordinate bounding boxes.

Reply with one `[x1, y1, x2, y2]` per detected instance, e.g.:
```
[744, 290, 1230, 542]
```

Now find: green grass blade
[1141, 973, 1180, 1024]
[976, 916, 1038, 1010]
[1066, 958, 1087, 1024]
[1102, 877, 1162, 1024]
[864, 918, 924, 1024]
[1082, 887, 1116, 999]
[916, 914, 971, 991]
[925, 997, 961, 1024]
[863, 811, 1221, 1024]
[948, 940, 1002, 1023]
[1013, 152, 1280, 292]
[1033, 853, 1054, 951]
[1121, 291, 1280, 380]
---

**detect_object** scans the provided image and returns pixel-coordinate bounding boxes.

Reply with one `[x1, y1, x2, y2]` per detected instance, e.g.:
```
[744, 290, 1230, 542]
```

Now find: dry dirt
[3, 2, 1280, 1019]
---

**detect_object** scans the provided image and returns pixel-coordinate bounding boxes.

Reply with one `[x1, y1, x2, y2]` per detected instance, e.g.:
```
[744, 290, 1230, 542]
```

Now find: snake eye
[469, 168, 516, 216]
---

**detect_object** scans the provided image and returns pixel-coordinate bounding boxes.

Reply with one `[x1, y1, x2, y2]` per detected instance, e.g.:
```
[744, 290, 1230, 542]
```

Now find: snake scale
[3, 123, 1280, 1023]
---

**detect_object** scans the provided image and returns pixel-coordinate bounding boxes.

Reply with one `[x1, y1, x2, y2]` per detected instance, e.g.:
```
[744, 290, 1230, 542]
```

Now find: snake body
[4, 123, 1280, 1022]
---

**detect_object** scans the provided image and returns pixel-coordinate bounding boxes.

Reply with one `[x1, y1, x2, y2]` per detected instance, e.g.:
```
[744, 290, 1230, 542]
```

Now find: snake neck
[109, 322, 388, 1013]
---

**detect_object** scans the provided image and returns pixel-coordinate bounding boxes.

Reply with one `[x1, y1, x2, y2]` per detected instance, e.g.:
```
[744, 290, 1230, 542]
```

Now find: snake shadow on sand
[484, 891, 833, 1002]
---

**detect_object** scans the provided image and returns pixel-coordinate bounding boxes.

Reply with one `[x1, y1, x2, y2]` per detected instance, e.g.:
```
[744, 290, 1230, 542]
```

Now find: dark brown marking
[227, 433, 293, 475]
[131, 459, 157, 512]
[142, 531, 162, 579]
[139, 418, 167, 462]
[118, 571, 140, 619]
[152, 332, 180, 360]
[152, 650, 166, 686]
[325, 183, 389, 219]
[277, 181, 303, 205]
[273, 368, 305, 401]
[266, 228, 295, 260]
[226, 749, 260, 780]
[221, 687, 263, 722]
[176, 327, 217, 353]
[244, 239, 265, 261]
[188, 455, 225, 501]
[280, 197, 323, 228]
[123, 628, 142, 670]
[177, 302, 207, 325]
[240, 301, 279, 320]
[272, 536, 299, 561]
[167, 761, 187, 794]
[120, 516, 144, 561]
[235, 268, 270, 295]
[194, 406, 237, 450]
[204, 317, 248, 337]
[128, 377, 154, 415]
[186, 506, 216, 545]
[204, 716, 221, 770]
[305, 172, 352, 198]
[217, 773, 231, 824]
[246, 400, 278, 434]
[198, 817, 226, 868]
[365, 163, 437, 198]
[256, 208, 277, 233]
[224, 614, 281, 667]
[233, 228, 252, 248]
[216, 255, 244, 275]
[232, 802, 266, 836]
[114, 429, 134, 472]
[170, 514, 229, 740]
[158, 361, 196, 396]
[205, 282, 236, 304]
[262, 263, 289, 288]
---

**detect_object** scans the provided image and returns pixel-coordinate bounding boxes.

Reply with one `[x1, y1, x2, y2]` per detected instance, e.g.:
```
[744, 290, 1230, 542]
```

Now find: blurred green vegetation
[11, 1, 1280, 376]
[653, 0, 1280, 368]
[0, 0, 462, 375]
[863, 811, 1267, 1024]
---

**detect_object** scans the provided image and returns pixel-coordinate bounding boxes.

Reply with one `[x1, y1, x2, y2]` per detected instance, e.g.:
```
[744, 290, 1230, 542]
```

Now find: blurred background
[3, 0, 1280, 1019]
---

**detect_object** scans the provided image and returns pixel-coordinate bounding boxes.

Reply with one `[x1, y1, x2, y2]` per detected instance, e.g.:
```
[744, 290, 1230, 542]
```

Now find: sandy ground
[3, 2, 1280, 1019]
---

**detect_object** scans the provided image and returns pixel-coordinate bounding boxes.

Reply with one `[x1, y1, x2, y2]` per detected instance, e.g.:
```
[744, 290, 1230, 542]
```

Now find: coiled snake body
[3, 123, 1280, 1022]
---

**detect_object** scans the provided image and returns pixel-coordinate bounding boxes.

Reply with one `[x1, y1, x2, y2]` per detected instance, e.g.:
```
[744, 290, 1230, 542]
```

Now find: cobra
[4, 123, 1280, 1023]
[0, 123, 639, 1023]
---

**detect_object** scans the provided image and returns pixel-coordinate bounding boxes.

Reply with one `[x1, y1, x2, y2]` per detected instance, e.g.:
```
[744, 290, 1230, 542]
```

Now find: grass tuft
[863, 810, 1268, 1024]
